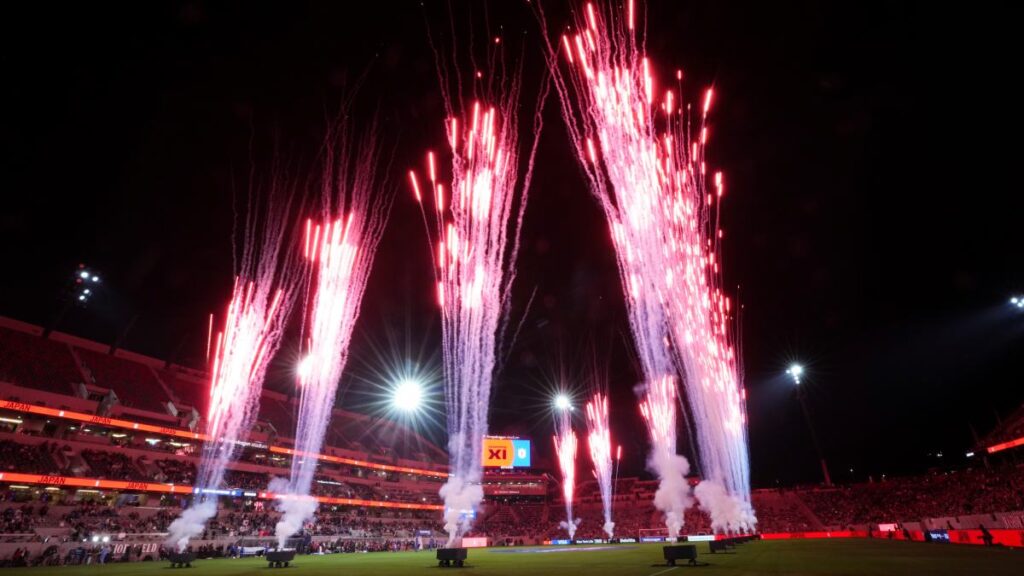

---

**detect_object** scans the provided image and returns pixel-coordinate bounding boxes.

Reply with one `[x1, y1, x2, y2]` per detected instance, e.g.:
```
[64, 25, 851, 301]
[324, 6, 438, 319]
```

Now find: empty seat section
[76, 348, 169, 413]
[0, 326, 81, 395]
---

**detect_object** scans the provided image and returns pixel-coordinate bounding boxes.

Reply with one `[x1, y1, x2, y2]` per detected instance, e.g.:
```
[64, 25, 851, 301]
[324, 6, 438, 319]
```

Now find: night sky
[2, 1, 1022, 487]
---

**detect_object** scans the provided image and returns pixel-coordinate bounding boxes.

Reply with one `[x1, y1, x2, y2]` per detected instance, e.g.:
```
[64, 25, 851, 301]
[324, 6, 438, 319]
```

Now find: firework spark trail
[663, 161, 756, 532]
[410, 90, 537, 542]
[585, 393, 615, 538]
[535, 0, 753, 533]
[553, 408, 579, 539]
[273, 125, 391, 548]
[534, 0, 688, 535]
[413, 10, 547, 543]
[639, 376, 692, 537]
[167, 197, 298, 551]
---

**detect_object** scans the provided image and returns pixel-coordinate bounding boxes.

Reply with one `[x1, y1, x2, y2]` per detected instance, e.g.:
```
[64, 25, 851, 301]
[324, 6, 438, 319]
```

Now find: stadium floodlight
[392, 379, 424, 413]
[788, 360, 831, 486]
[1011, 296, 1024, 309]
[554, 393, 572, 411]
[80, 271, 89, 279]
[786, 363, 804, 384]
[297, 355, 314, 381]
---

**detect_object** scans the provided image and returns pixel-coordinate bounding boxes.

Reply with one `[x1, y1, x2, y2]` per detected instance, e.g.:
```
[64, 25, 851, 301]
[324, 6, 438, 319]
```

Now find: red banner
[0, 471, 442, 511]
[1, 400, 446, 478]
[759, 531, 867, 540]
[759, 529, 1024, 548]
[268, 446, 446, 478]
[1, 400, 205, 441]
[987, 436, 1024, 454]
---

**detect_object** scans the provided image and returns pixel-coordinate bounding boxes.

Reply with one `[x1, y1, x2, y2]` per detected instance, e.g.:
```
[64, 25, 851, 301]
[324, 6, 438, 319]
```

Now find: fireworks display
[411, 94, 536, 542]
[585, 393, 615, 538]
[639, 375, 692, 537]
[156, 1, 756, 551]
[273, 125, 391, 548]
[167, 197, 299, 551]
[535, 0, 690, 534]
[411, 8, 546, 543]
[664, 162, 757, 533]
[536, 1, 754, 533]
[553, 406, 579, 539]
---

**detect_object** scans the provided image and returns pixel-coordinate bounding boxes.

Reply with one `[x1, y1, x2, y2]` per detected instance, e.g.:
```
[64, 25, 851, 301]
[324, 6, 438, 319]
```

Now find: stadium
[2, 1, 1023, 575]
[1, 316, 1022, 572]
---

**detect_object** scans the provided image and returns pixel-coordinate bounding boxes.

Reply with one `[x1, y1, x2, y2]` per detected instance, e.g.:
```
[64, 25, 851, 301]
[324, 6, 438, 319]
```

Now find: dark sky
[2, 1, 1022, 488]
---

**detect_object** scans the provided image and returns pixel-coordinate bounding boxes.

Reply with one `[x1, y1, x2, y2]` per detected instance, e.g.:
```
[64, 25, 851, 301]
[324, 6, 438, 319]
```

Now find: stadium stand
[161, 368, 208, 416]
[2, 316, 1024, 567]
[0, 440, 63, 476]
[257, 398, 295, 437]
[980, 402, 1024, 453]
[798, 466, 1024, 529]
[74, 348, 171, 413]
[0, 325, 82, 397]
[80, 449, 145, 481]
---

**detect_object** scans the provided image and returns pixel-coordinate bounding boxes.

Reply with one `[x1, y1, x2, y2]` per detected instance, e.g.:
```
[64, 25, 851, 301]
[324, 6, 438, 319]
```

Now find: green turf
[7, 540, 1022, 576]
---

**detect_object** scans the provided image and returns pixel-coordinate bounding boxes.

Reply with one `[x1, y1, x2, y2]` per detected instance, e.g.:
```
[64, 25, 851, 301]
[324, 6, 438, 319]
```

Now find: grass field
[6, 540, 1022, 576]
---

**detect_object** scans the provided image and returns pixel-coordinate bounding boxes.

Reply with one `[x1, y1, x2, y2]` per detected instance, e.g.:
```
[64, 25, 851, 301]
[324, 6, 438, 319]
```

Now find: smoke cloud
[165, 498, 217, 552]
[559, 518, 582, 540]
[270, 476, 319, 549]
[438, 477, 484, 546]
[603, 520, 616, 539]
[649, 449, 693, 538]
[694, 479, 757, 534]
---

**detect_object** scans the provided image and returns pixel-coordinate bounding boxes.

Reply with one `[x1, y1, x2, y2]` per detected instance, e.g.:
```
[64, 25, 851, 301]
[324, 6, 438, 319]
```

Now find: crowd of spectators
[0, 464, 1020, 566]
[150, 458, 196, 485]
[750, 492, 816, 533]
[3, 542, 156, 567]
[0, 441, 59, 475]
[49, 502, 177, 541]
[199, 507, 439, 540]
[81, 450, 143, 481]
[799, 465, 1024, 528]
[0, 506, 38, 535]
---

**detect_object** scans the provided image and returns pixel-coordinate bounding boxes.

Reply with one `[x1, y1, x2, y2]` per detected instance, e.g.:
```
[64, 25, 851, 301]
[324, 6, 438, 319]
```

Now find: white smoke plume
[694, 480, 757, 534]
[559, 518, 582, 540]
[649, 448, 693, 538]
[603, 520, 616, 539]
[269, 476, 319, 549]
[165, 498, 217, 552]
[438, 476, 484, 546]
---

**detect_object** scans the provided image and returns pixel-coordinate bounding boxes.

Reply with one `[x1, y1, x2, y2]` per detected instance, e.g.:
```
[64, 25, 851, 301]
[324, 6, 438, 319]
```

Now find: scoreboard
[481, 436, 531, 468]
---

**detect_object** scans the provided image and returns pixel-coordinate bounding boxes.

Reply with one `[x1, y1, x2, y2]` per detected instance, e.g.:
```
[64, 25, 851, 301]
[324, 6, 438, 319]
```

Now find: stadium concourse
[1, 317, 1023, 567]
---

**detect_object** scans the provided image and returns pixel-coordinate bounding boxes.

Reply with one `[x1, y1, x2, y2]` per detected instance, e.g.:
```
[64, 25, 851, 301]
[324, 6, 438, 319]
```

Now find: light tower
[788, 364, 832, 486]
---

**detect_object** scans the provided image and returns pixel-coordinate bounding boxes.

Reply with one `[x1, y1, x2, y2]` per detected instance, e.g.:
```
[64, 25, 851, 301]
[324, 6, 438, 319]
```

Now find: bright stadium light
[554, 394, 572, 411]
[787, 360, 831, 485]
[787, 363, 804, 384]
[1011, 296, 1024, 310]
[297, 355, 314, 380]
[392, 379, 424, 413]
